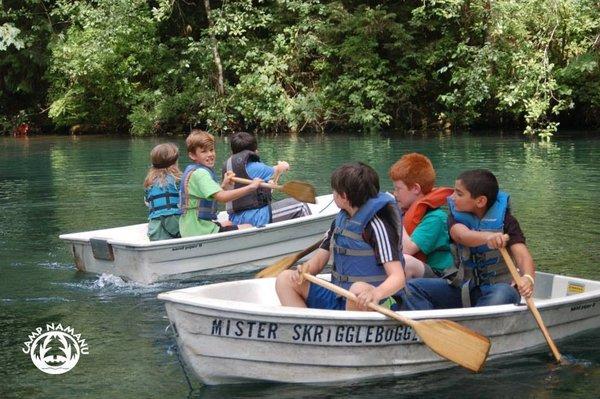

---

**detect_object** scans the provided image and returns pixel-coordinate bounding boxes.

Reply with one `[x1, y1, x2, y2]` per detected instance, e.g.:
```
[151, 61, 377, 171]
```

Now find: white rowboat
[59, 194, 338, 284]
[158, 272, 600, 385]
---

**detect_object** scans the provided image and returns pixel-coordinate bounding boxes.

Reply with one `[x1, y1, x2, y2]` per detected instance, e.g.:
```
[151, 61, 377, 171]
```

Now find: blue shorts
[306, 284, 346, 310]
[306, 283, 400, 311]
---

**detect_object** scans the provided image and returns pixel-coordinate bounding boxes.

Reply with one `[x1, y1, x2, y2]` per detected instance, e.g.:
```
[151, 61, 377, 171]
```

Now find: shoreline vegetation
[1, 1, 599, 140]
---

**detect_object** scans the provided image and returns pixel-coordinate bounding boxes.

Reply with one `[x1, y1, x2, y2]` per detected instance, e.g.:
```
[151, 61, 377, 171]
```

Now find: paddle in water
[499, 245, 565, 364]
[232, 176, 316, 204]
[301, 273, 491, 373]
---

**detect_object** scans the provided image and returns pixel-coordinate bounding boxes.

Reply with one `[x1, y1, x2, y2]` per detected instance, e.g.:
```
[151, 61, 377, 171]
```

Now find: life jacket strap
[458, 262, 513, 307]
[333, 226, 363, 241]
[332, 245, 374, 257]
[150, 203, 178, 212]
[461, 281, 472, 308]
[147, 192, 176, 202]
[463, 262, 510, 286]
[184, 206, 218, 220]
[467, 252, 500, 268]
[331, 270, 386, 283]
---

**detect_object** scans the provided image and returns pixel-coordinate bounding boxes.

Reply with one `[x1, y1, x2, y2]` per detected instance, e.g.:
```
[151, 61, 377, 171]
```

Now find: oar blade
[281, 181, 317, 204]
[413, 319, 491, 373]
[256, 241, 322, 278]
[255, 254, 298, 278]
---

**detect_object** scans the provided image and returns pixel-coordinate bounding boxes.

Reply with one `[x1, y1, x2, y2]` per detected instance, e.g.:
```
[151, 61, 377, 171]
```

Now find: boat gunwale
[157, 273, 600, 322]
[58, 195, 337, 249]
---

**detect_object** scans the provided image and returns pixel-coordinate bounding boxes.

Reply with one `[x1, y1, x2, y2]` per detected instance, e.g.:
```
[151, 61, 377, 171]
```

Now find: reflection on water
[1, 133, 600, 398]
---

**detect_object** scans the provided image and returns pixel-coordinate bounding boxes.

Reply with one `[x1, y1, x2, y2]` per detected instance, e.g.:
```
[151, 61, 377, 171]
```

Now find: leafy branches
[3, 0, 599, 137]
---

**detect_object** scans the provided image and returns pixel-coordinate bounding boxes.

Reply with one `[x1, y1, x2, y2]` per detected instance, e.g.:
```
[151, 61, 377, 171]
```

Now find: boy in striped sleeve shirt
[276, 162, 406, 311]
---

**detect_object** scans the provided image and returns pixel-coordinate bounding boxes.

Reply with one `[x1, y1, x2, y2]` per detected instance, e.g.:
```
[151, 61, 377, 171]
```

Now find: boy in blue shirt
[400, 169, 535, 309]
[222, 132, 311, 227]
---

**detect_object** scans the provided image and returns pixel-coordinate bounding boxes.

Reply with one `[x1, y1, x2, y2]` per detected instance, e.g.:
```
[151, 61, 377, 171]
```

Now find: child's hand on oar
[294, 263, 310, 285]
[355, 286, 380, 311]
[222, 171, 236, 188]
[486, 232, 508, 249]
[517, 273, 535, 298]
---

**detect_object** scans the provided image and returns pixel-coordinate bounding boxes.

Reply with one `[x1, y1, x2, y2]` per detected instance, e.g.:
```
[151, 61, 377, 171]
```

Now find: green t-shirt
[179, 167, 222, 237]
[411, 208, 454, 271]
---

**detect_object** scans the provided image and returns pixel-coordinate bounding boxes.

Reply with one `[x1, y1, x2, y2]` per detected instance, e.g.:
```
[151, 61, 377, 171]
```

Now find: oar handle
[232, 176, 280, 190]
[301, 273, 415, 328]
[499, 247, 562, 362]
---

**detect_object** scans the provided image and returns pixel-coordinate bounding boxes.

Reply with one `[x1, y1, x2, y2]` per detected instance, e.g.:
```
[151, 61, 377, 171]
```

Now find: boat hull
[159, 273, 600, 384]
[60, 195, 337, 284]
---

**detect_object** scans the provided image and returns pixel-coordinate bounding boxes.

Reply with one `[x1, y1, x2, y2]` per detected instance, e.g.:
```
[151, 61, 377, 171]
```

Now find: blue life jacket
[145, 175, 180, 220]
[331, 192, 403, 291]
[179, 164, 218, 221]
[448, 191, 511, 286]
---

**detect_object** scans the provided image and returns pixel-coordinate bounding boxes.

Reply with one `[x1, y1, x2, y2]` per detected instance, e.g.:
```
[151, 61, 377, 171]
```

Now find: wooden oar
[232, 177, 316, 204]
[499, 247, 562, 363]
[255, 240, 322, 278]
[301, 273, 491, 373]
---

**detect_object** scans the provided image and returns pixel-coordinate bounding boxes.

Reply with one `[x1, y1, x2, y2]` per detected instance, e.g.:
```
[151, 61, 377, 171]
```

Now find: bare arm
[291, 248, 331, 285]
[401, 226, 420, 255]
[373, 260, 406, 299]
[510, 243, 535, 277]
[212, 179, 261, 203]
[353, 260, 405, 310]
[510, 242, 536, 298]
[272, 161, 290, 175]
[450, 223, 507, 248]
[301, 248, 330, 275]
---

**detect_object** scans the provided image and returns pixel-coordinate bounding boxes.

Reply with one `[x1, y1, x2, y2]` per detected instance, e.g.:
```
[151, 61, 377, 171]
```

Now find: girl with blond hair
[144, 143, 182, 241]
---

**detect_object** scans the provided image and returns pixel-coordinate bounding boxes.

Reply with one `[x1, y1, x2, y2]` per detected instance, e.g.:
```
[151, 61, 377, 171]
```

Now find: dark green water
[1, 133, 599, 398]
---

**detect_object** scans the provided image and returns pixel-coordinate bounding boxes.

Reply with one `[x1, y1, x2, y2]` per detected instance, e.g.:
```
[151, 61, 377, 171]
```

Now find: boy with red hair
[389, 153, 454, 278]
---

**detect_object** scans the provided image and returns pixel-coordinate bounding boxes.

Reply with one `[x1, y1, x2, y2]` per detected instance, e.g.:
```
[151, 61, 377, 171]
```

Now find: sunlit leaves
[0, 23, 25, 50]
[6, 0, 598, 137]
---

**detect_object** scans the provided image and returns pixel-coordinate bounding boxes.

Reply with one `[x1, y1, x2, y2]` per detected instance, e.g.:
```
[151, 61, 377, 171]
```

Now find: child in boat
[276, 162, 406, 311]
[178, 129, 262, 238]
[143, 143, 182, 241]
[222, 131, 311, 227]
[389, 153, 455, 279]
[399, 169, 535, 310]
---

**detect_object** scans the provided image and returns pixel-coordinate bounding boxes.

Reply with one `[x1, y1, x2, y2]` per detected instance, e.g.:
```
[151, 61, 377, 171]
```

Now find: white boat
[59, 194, 338, 284]
[158, 272, 600, 385]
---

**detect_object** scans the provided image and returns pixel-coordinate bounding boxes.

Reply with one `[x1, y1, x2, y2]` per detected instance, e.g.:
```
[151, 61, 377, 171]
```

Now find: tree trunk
[203, 0, 225, 96]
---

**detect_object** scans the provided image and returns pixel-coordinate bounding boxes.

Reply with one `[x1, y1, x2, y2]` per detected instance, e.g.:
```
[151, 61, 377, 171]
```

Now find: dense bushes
[1, 0, 599, 138]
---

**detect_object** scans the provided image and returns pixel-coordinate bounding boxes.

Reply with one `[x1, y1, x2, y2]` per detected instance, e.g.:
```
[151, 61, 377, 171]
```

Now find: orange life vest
[402, 187, 454, 262]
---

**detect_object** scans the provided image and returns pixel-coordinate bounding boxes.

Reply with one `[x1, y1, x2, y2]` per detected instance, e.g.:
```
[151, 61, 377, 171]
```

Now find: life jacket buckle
[470, 253, 487, 264]
[331, 270, 349, 282]
[335, 247, 348, 255]
[472, 267, 497, 285]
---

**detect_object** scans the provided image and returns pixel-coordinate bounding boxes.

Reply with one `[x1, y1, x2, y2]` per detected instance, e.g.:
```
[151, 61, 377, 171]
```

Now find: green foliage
[417, 0, 600, 139]
[0, 0, 56, 133]
[3, 0, 600, 137]
[47, 0, 159, 131]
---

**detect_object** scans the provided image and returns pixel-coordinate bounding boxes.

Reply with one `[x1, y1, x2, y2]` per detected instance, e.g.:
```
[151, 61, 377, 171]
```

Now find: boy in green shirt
[179, 129, 262, 237]
[389, 153, 455, 278]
